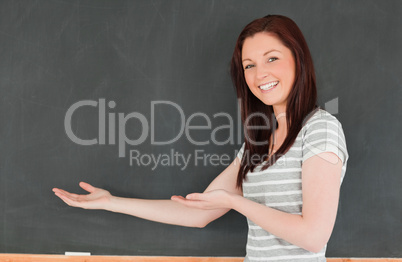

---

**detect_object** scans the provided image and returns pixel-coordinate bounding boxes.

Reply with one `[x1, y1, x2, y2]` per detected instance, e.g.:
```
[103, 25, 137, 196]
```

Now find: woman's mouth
[259, 81, 279, 91]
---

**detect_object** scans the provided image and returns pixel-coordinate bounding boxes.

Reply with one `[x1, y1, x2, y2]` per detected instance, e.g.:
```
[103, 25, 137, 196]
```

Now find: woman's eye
[268, 57, 278, 62]
[244, 64, 254, 70]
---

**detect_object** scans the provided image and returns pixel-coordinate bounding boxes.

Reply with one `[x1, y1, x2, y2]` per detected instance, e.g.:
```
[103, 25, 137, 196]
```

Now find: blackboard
[1, 0, 401, 258]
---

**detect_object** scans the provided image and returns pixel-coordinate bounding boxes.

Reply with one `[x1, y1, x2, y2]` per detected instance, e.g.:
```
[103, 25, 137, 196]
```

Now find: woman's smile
[258, 80, 279, 91]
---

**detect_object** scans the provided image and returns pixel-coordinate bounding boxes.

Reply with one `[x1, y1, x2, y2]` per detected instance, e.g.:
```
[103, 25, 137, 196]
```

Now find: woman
[53, 15, 348, 261]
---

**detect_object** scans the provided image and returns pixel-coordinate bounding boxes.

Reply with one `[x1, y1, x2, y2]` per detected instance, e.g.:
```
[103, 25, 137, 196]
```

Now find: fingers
[79, 182, 96, 193]
[171, 195, 206, 209]
[52, 182, 95, 200]
[171, 195, 188, 204]
[186, 193, 203, 200]
[53, 188, 80, 201]
[171, 194, 204, 202]
[170, 193, 203, 201]
[54, 190, 80, 207]
[171, 195, 185, 201]
[52, 186, 91, 205]
[54, 189, 92, 209]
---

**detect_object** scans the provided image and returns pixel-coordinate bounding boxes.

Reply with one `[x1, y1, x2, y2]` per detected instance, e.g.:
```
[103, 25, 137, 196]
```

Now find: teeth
[259, 81, 279, 90]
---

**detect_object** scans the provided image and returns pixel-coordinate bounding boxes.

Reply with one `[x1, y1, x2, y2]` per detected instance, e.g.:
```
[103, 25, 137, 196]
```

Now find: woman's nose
[256, 64, 269, 80]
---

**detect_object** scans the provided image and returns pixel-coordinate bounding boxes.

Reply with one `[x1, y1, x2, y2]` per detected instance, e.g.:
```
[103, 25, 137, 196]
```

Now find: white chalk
[65, 251, 91, 256]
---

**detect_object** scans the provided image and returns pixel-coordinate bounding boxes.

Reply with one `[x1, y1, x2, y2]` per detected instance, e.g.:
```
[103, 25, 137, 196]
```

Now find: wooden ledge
[0, 254, 401, 262]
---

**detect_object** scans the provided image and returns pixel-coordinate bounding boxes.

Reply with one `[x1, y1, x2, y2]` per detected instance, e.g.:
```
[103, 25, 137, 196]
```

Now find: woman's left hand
[171, 189, 236, 210]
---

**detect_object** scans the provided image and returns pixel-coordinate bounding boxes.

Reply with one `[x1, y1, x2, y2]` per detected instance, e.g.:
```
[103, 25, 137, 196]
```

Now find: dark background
[1, 0, 401, 258]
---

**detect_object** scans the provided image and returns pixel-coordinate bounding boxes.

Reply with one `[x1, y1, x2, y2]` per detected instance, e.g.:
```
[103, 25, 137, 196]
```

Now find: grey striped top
[237, 109, 349, 262]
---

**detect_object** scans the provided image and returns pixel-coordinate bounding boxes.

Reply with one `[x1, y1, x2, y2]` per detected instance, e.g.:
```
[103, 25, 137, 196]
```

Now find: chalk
[65, 252, 91, 256]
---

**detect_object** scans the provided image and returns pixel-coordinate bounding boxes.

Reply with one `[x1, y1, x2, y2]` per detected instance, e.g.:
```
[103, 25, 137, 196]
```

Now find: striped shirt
[237, 109, 349, 262]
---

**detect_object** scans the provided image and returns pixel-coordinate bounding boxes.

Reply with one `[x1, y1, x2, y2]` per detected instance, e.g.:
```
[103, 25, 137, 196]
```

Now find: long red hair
[231, 15, 318, 188]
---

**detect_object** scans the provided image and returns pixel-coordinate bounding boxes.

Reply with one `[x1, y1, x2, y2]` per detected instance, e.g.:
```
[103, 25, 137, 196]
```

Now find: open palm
[53, 182, 112, 210]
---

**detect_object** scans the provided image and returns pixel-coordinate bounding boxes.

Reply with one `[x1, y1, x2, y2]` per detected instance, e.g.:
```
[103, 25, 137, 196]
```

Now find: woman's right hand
[53, 182, 112, 210]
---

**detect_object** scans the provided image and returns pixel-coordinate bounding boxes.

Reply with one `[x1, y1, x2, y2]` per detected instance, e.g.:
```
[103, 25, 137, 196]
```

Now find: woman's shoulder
[302, 108, 342, 128]
[300, 108, 349, 166]
[300, 108, 346, 141]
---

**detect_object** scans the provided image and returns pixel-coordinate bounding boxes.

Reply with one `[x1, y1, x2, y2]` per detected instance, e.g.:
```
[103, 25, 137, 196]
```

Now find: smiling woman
[53, 14, 348, 262]
[242, 33, 296, 110]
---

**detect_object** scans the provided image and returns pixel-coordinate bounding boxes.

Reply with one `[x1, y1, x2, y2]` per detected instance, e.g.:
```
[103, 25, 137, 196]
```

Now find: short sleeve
[302, 112, 349, 165]
[237, 143, 245, 160]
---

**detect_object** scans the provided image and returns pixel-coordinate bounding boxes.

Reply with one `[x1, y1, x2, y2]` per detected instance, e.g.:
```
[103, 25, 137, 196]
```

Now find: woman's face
[242, 32, 296, 112]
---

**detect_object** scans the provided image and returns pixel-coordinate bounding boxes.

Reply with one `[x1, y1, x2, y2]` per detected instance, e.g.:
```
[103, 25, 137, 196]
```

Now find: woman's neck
[274, 111, 288, 132]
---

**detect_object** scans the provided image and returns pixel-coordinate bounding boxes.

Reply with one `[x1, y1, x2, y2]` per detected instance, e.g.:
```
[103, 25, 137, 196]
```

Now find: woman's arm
[53, 157, 242, 228]
[172, 152, 342, 252]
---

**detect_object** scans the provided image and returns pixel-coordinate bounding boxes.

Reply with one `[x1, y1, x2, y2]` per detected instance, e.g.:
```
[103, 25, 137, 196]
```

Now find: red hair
[231, 15, 318, 188]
